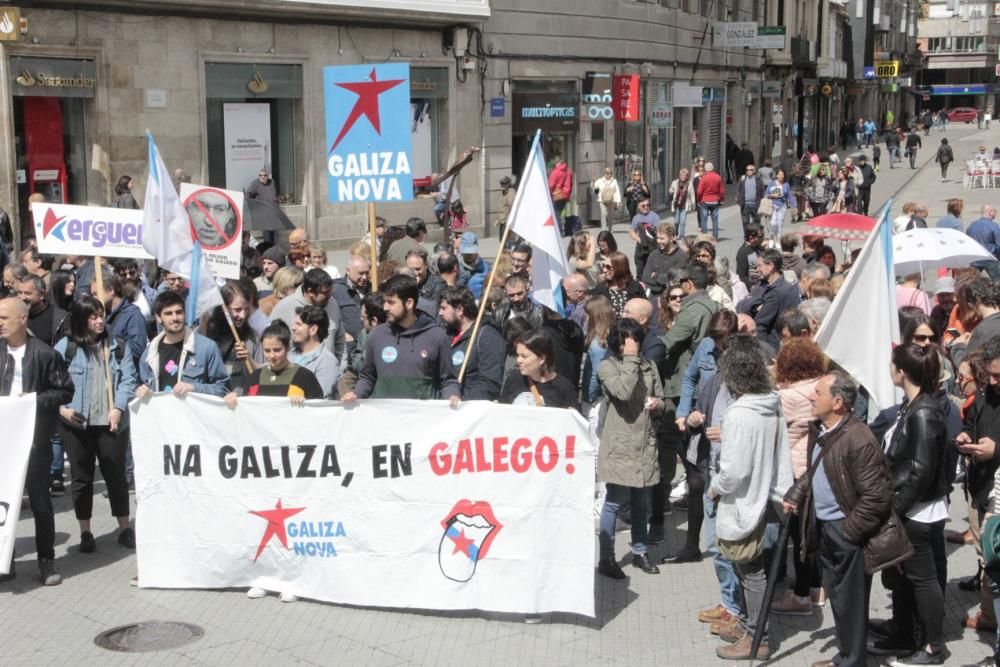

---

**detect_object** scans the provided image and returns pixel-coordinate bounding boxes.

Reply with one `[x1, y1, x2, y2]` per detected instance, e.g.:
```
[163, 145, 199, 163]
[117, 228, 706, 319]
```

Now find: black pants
[819, 519, 871, 667]
[857, 188, 871, 216]
[940, 162, 950, 179]
[790, 513, 822, 597]
[634, 248, 651, 283]
[25, 434, 56, 561]
[883, 518, 946, 649]
[740, 204, 760, 229]
[909, 150, 918, 169]
[651, 398, 681, 526]
[59, 424, 130, 520]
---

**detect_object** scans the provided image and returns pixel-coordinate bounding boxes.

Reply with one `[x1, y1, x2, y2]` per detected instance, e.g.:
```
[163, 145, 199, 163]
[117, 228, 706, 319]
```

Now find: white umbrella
[893, 227, 993, 276]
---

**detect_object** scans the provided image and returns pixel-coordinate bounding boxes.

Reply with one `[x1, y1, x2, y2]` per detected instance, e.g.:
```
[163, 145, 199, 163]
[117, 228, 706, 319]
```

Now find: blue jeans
[50, 435, 63, 479]
[600, 483, 651, 560]
[674, 208, 689, 238]
[700, 458, 741, 615]
[699, 203, 720, 238]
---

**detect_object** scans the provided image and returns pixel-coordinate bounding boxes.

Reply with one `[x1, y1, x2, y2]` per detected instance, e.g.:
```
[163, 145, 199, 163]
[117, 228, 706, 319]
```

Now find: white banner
[223, 102, 271, 192]
[131, 396, 595, 617]
[672, 83, 704, 108]
[31, 203, 153, 259]
[179, 183, 244, 280]
[0, 395, 37, 574]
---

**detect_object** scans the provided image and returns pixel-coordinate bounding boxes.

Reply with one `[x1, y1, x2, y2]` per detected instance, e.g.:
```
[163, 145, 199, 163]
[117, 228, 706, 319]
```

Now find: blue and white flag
[814, 201, 901, 412]
[142, 132, 222, 319]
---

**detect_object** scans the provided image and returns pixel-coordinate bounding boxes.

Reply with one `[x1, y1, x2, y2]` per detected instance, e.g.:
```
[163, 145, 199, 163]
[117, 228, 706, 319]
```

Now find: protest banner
[323, 63, 414, 203]
[179, 183, 244, 280]
[0, 395, 37, 574]
[31, 202, 152, 260]
[130, 396, 595, 617]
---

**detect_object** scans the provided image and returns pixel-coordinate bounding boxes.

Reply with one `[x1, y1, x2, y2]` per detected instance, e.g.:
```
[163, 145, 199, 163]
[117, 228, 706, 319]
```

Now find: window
[205, 63, 303, 203]
[926, 36, 985, 53]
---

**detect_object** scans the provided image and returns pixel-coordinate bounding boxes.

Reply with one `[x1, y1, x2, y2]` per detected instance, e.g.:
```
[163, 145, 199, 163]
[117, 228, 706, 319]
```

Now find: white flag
[506, 132, 570, 311]
[814, 203, 900, 412]
[142, 133, 222, 318]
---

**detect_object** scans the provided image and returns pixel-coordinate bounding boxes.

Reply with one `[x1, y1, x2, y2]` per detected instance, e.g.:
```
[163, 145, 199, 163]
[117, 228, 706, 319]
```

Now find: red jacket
[696, 170, 724, 204]
[549, 163, 573, 198]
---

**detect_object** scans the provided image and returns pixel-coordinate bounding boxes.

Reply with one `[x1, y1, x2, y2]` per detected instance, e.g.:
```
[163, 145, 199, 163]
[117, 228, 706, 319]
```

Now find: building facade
[917, 0, 998, 112]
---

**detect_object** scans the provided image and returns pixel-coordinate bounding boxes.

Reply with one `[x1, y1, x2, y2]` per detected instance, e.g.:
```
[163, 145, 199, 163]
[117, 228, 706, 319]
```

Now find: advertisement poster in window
[323, 63, 413, 203]
[179, 183, 244, 279]
[411, 102, 433, 181]
[223, 103, 272, 192]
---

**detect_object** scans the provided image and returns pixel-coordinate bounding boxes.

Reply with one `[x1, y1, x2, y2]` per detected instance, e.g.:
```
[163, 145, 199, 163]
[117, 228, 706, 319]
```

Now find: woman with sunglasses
[595, 230, 618, 269]
[593, 167, 621, 229]
[623, 169, 650, 221]
[592, 251, 646, 319]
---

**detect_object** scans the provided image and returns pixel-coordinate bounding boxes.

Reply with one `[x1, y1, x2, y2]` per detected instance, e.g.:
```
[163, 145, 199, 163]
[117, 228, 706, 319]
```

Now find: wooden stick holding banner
[457, 221, 513, 383]
[92, 256, 116, 411]
[367, 202, 379, 292]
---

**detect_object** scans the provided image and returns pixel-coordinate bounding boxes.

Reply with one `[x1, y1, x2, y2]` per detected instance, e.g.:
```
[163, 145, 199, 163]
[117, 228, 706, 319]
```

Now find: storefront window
[11, 56, 94, 239]
[205, 63, 302, 203]
[614, 82, 645, 203]
[410, 68, 448, 187]
[511, 81, 579, 205]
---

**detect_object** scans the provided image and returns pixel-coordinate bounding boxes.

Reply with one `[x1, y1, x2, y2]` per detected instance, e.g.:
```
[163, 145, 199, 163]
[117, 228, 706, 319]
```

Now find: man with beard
[438, 286, 504, 400]
[201, 280, 263, 391]
[16, 275, 69, 346]
[254, 246, 286, 297]
[270, 268, 346, 366]
[491, 274, 544, 331]
[290, 304, 340, 399]
[91, 269, 148, 368]
[342, 275, 459, 403]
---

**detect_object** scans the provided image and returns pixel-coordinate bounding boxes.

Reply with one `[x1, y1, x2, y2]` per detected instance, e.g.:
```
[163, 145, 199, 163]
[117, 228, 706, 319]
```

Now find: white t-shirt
[8, 343, 26, 396]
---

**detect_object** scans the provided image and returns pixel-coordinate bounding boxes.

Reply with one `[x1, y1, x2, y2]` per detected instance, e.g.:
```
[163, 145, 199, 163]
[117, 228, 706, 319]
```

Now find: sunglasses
[913, 334, 938, 343]
[601, 264, 613, 270]
[667, 293, 684, 301]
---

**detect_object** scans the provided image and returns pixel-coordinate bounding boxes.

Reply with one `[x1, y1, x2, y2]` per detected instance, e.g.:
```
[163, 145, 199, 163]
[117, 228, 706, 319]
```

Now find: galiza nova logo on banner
[32, 202, 153, 259]
[0, 395, 37, 575]
[130, 396, 595, 616]
[323, 63, 413, 203]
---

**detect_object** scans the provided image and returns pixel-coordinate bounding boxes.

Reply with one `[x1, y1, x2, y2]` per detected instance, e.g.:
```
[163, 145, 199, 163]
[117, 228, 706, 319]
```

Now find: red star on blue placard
[329, 67, 405, 153]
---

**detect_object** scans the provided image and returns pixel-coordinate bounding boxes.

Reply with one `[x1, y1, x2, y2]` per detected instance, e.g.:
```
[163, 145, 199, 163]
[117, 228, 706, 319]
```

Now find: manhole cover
[94, 621, 204, 653]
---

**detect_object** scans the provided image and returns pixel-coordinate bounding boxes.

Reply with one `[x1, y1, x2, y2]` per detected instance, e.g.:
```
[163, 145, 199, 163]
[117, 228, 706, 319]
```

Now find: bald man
[0, 297, 74, 585]
[288, 228, 309, 263]
[562, 273, 590, 330]
[622, 298, 666, 376]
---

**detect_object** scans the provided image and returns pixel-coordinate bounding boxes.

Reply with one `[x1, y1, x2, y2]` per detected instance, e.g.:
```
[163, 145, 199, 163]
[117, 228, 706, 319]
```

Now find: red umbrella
[802, 213, 877, 241]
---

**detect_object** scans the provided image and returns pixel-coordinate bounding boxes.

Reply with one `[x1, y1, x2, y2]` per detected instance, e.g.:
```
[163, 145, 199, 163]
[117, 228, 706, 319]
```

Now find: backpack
[65, 336, 127, 366]
[600, 181, 617, 206]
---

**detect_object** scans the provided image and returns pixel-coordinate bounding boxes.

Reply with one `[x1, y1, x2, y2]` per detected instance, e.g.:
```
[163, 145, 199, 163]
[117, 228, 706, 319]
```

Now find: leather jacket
[884, 393, 951, 517]
[785, 415, 892, 554]
[0, 337, 74, 445]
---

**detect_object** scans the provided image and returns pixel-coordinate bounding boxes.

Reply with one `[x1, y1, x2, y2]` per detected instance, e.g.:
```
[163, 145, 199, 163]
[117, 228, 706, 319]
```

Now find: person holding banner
[290, 305, 341, 399]
[224, 321, 323, 405]
[500, 329, 579, 411]
[201, 281, 263, 391]
[54, 295, 139, 553]
[596, 318, 666, 579]
[0, 298, 74, 585]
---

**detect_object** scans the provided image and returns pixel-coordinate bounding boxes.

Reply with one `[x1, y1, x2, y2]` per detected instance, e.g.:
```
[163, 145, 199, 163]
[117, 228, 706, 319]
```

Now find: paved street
[5, 124, 1000, 665]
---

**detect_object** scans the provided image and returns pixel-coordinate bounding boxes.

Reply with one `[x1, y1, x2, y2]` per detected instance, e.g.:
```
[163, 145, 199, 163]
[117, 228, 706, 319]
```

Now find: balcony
[791, 37, 815, 65]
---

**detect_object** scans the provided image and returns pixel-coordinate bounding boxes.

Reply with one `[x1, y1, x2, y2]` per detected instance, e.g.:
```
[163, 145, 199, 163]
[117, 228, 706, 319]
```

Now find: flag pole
[367, 202, 379, 292]
[93, 256, 116, 410]
[186, 240, 202, 327]
[457, 131, 542, 383]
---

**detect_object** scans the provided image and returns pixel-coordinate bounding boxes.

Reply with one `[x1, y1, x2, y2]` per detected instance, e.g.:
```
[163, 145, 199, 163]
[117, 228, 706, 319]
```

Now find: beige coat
[778, 377, 821, 478]
[597, 355, 665, 488]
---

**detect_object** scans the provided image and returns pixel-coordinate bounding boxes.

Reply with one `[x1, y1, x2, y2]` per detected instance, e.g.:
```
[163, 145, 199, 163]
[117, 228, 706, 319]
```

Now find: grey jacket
[597, 354, 666, 488]
[270, 287, 347, 367]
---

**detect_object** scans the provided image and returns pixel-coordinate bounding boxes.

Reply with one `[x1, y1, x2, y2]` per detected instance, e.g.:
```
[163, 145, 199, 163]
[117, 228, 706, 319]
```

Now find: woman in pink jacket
[771, 337, 829, 616]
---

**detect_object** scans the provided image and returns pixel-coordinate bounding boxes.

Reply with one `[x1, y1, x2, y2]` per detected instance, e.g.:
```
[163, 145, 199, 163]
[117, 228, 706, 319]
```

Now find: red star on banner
[328, 67, 405, 153]
[42, 208, 65, 238]
[449, 528, 475, 558]
[249, 499, 306, 562]
[542, 215, 555, 227]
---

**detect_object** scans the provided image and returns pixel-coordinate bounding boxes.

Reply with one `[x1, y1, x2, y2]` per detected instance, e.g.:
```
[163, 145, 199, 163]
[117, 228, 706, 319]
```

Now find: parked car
[947, 107, 979, 123]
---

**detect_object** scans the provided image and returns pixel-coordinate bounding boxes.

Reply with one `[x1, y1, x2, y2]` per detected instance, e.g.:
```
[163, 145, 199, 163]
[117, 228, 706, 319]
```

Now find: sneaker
[80, 530, 96, 553]
[279, 592, 298, 603]
[888, 650, 945, 666]
[38, 559, 62, 586]
[716, 633, 769, 661]
[246, 587, 267, 599]
[771, 591, 813, 616]
[810, 587, 826, 607]
[117, 528, 136, 549]
[647, 524, 665, 545]
[0, 560, 15, 583]
[49, 479, 65, 497]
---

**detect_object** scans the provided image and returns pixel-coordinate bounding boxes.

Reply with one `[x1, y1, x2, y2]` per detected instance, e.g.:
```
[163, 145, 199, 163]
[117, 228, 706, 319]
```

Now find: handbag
[757, 197, 774, 216]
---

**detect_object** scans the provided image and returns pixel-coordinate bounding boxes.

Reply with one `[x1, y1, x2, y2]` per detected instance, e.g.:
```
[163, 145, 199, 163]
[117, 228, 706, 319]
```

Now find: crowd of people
[4, 132, 1000, 666]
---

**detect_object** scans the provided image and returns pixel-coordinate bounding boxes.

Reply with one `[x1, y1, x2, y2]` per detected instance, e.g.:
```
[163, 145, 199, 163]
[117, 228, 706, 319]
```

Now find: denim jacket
[582, 338, 608, 404]
[54, 337, 139, 426]
[677, 336, 719, 420]
[139, 327, 230, 396]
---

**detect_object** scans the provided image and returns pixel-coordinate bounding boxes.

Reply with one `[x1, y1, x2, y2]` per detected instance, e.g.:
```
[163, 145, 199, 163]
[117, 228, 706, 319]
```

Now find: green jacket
[660, 291, 720, 397]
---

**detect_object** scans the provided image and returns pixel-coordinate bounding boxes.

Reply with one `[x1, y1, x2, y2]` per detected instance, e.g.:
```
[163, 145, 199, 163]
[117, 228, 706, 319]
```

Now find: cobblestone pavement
[5, 123, 1000, 665]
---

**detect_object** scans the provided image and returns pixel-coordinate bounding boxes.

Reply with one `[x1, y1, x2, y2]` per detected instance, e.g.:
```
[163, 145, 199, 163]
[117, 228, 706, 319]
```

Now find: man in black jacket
[739, 249, 801, 348]
[906, 129, 922, 169]
[438, 286, 505, 401]
[735, 223, 765, 289]
[856, 155, 877, 216]
[735, 164, 767, 229]
[0, 298, 74, 585]
[885, 127, 901, 168]
[16, 275, 69, 346]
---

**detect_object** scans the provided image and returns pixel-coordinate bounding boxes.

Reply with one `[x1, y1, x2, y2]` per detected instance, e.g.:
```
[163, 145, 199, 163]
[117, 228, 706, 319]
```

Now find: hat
[499, 176, 512, 186]
[935, 277, 956, 294]
[262, 246, 286, 267]
[459, 231, 479, 254]
[858, 155, 867, 162]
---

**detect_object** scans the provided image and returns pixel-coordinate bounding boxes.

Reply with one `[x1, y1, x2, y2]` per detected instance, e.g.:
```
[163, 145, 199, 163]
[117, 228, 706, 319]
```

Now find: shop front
[511, 81, 579, 208]
[10, 55, 94, 239]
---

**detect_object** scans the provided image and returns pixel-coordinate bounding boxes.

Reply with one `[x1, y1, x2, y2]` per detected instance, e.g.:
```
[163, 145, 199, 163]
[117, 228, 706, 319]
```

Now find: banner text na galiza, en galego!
[323, 63, 414, 203]
[0, 395, 37, 574]
[32, 203, 153, 260]
[129, 395, 595, 617]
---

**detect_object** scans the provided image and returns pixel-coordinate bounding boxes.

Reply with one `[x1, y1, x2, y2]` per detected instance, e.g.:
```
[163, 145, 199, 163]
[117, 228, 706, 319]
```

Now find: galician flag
[142, 132, 222, 320]
[814, 201, 900, 412]
[506, 130, 570, 311]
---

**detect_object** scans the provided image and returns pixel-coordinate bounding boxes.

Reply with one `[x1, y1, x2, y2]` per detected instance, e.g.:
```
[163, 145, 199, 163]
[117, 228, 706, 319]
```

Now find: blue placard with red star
[323, 63, 413, 203]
